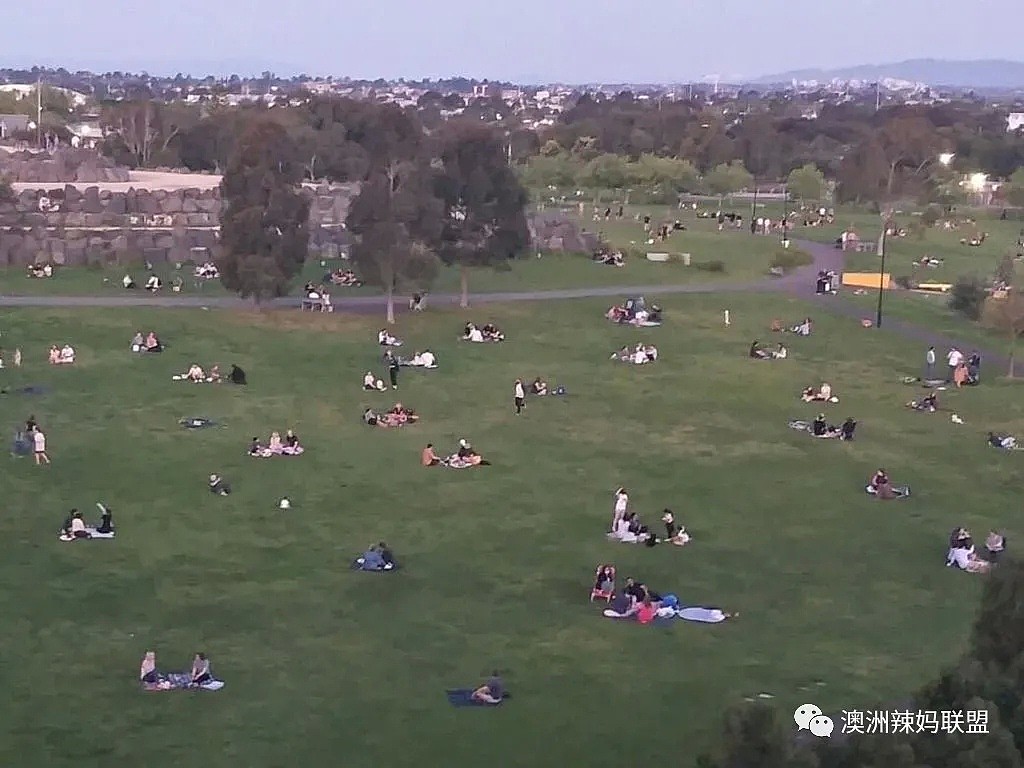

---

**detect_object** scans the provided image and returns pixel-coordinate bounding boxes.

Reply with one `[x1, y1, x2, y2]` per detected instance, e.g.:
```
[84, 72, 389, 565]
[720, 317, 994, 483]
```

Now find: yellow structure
[842, 272, 892, 290]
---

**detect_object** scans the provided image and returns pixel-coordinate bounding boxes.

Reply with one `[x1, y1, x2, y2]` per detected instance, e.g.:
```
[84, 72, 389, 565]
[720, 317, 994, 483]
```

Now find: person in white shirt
[363, 371, 383, 391]
[59, 344, 75, 364]
[612, 487, 628, 531]
[468, 326, 484, 343]
[947, 347, 963, 381]
[514, 378, 526, 415]
[145, 274, 162, 292]
[33, 428, 50, 465]
[410, 349, 436, 368]
[123, 273, 136, 289]
[631, 345, 646, 365]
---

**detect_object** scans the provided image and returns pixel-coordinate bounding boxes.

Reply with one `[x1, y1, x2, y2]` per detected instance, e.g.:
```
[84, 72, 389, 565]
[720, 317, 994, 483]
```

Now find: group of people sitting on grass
[27, 263, 54, 279]
[421, 438, 489, 468]
[988, 432, 1022, 451]
[867, 468, 910, 499]
[248, 431, 305, 457]
[194, 262, 220, 280]
[48, 344, 75, 365]
[353, 541, 396, 571]
[608, 508, 690, 547]
[961, 232, 988, 247]
[59, 503, 114, 541]
[606, 303, 662, 326]
[398, 349, 437, 368]
[462, 323, 505, 343]
[750, 340, 787, 360]
[122, 273, 164, 292]
[913, 255, 944, 269]
[130, 331, 163, 353]
[611, 343, 658, 365]
[363, 403, 419, 428]
[771, 317, 813, 336]
[906, 391, 939, 413]
[599, 576, 737, 624]
[301, 283, 334, 311]
[378, 329, 402, 347]
[324, 268, 361, 287]
[790, 414, 857, 440]
[947, 527, 1005, 573]
[592, 249, 625, 267]
[801, 383, 838, 403]
[174, 363, 221, 383]
[140, 651, 216, 690]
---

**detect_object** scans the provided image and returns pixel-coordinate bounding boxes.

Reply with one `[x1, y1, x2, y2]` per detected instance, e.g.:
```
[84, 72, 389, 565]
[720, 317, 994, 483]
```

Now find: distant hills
[752, 59, 1024, 89]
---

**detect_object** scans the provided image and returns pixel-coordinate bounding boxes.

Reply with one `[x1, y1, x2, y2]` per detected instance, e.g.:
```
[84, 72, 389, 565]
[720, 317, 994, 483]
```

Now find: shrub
[949, 275, 989, 320]
[693, 259, 725, 273]
[920, 205, 943, 227]
[768, 247, 813, 274]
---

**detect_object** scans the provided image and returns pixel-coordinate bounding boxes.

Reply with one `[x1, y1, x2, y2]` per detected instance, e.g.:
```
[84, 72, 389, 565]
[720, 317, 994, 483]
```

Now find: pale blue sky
[2, 0, 1021, 82]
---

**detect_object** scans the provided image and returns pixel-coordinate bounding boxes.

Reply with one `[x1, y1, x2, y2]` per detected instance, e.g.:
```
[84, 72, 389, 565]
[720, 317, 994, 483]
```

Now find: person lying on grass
[906, 392, 938, 412]
[472, 672, 507, 705]
[988, 432, 1020, 450]
[749, 340, 772, 360]
[209, 474, 231, 496]
[403, 349, 436, 368]
[801, 383, 837, 403]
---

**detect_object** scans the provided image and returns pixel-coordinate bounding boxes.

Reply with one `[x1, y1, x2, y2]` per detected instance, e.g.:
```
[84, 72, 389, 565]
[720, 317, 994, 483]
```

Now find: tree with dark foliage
[433, 122, 530, 307]
[217, 120, 310, 305]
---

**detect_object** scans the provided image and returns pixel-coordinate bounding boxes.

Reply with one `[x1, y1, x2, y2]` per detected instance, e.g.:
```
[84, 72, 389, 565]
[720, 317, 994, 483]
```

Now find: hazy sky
[2, 0, 1021, 82]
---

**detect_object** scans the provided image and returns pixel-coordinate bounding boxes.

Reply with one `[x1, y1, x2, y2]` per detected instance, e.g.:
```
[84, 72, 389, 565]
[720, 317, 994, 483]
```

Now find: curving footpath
[0, 239, 1007, 370]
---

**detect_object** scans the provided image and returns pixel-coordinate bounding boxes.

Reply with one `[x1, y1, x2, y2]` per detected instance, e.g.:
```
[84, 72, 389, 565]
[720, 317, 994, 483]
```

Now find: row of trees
[216, 105, 529, 320]
[699, 557, 1024, 767]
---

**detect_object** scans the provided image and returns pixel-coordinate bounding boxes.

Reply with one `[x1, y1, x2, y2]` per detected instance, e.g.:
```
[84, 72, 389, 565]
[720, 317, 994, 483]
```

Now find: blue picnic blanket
[446, 689, 504, 707]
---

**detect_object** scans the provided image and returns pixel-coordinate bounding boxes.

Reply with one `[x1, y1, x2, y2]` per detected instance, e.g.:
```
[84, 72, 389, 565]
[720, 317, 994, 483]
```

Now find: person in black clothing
[26, 414, 37, 432]
[840, 417, 857, 441]
[967, 352, 981, 384]
[386, 351, 399, 390]
[95, 504, 114, 533]
[229, 364, 247, 386]
[811, 414, 828, 437]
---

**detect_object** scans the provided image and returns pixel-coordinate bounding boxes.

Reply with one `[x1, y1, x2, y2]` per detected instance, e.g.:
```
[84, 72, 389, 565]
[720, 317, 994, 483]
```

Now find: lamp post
[749, 185, 758, 234]
[780, 185, 789, 248]
[875, 224, 888, 328]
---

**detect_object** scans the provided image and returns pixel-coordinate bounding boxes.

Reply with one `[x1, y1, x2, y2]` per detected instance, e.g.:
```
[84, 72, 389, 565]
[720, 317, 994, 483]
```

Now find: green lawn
[3, 294, 1023, 767]
[0, 213, 783, 298]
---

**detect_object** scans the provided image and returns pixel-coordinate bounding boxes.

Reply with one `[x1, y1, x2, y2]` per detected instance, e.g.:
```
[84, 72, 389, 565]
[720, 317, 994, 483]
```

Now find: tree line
[697, 556, 1024, 768]
[215, 105, 529, 319]
[96, 92, 1024, 208]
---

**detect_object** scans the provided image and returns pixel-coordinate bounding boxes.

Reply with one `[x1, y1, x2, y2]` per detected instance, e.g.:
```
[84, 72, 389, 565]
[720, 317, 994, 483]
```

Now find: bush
[920, 204, 943, 227]
[949, 275, 989, 320]
[768, 247, 813, 274]
[693, 259, 725, 273]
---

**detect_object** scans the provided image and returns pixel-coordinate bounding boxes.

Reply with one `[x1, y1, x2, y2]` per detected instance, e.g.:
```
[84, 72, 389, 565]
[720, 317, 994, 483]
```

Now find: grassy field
[0, 214, 783, 298]
[3, 294, 1023, 768]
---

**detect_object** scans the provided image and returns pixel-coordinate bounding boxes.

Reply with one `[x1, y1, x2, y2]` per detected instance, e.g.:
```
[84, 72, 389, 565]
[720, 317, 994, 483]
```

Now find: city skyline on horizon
[1, 0, 1022, 84]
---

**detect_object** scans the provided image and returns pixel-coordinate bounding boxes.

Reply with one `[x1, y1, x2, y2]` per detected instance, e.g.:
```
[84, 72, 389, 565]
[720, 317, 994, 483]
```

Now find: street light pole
[780, 185, 789, 248]
[750, 185, 758, 234]
[875, 226, 888, 328]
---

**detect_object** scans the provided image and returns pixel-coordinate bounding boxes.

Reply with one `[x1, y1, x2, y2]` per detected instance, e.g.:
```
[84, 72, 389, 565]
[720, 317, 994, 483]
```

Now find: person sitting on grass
[283, 430, 304, 455]
[145, 273, 162, 293]
[61, 509, 90, 539]
[660, 510, 690, 546]
[811, 413, 841, 438]
[907, 392, 938, 412]
[190, 653, 213, 687]
[378, 329, 402, 347]
[472, 672, 507, 705]
[772, 343, 788, 360]
[140, 651, 161, 686]
[59, 343, 75, 364]
[947, 528, 991, 573]
[208, 365, 221, 384]
[530, 377, 549, 396]
[868, 468, 909, 499]
[385, 403, 418, 426]
[749, 340, 772, 360]
[363, 408, 382, 427]
[986, 530, 1006, 562]
[95, 503, 114, 534]
[481, 323, 505, 342]
[179, 363, 205, 383]
[229, 364, 247, 386]
[248, 437, 269, 458]
[123, 273, 137, 289]
[407, 349, 436, 368]
[463, 323, 485, 343]
[840, 417, 857, 441]
[594, 565, 615, 593]
[144, 332, 163, 353]
[131, 331, 144, 352]
[988, 432, 1019, 450]
[363, 371, 385, 391]
[801, 383, 836, 403]
[358, 542, 396, 571]
[791, 318, 813, 336]
[422, 443, 442, 466]
[209, 474, 231, 496]
[447, 438, 489, 468]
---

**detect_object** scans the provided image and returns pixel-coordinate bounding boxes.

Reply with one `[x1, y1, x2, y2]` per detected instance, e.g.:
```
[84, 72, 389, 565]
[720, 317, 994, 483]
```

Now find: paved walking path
[0, 239, 1008, 373]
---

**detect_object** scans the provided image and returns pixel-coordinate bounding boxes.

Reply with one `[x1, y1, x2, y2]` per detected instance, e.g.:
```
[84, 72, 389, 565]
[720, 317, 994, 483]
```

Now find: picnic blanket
[350, 558, 398, 572]
[865, 485, 911, 498]
[0, 385, 49, 396]
[143, 672, 225, 691]
[446, 689, 505, 707]
[677, 607, 729, 623]
[179, 417, 221, 430]
[788, 420, 810, 432]
[58, 528, 115, 541]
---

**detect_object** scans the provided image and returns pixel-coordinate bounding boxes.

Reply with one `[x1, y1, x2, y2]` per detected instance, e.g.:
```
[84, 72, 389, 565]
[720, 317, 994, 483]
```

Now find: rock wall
[0, 183, 358, 267]
[0, 148, 130, 184]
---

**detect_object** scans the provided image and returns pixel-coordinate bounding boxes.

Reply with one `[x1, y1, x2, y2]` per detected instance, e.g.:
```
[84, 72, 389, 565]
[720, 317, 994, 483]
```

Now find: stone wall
[0, 148, 130, 184]
[0, 182, 358, 267]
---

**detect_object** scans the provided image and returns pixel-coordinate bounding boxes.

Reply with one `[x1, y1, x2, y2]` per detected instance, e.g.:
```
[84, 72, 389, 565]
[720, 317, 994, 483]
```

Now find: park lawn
[3, 294, 1024, 767]
[0, 210, 782, 299]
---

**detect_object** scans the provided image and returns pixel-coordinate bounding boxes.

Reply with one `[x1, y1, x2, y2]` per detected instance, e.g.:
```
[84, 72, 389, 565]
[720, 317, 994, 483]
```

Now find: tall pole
[36, 75, 42, 149]
[750, 186, 758, 234]
[875, 226, 887, 328]
[780, 185, 788, 247]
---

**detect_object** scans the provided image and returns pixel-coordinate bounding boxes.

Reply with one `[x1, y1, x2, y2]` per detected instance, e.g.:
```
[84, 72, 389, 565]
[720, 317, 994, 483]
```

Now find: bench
[301, 298, 326, 312]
